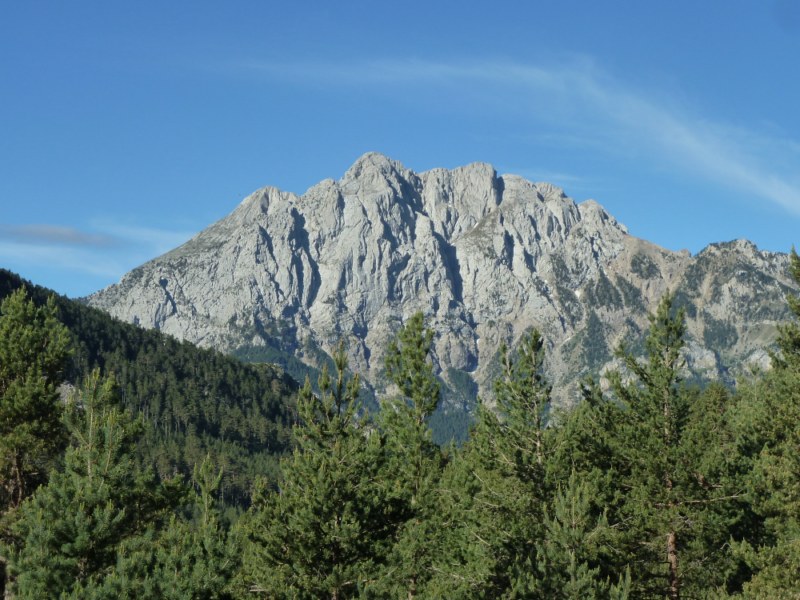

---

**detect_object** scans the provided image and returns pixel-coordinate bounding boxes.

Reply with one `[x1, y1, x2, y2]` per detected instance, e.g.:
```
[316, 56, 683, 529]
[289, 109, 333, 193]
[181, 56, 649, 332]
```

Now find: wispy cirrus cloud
[91, 220, 196, 256]
[0, 221, 195, 285]
[0, 241, 126, 279]
[495, 167, 592, 192]
[0, 224, 117, 248]
[240, 57, 800, 214]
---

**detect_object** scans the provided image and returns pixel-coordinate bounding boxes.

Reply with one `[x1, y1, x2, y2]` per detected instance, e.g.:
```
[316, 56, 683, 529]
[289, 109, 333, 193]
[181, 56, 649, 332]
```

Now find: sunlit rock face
[88, 153, 794, 407]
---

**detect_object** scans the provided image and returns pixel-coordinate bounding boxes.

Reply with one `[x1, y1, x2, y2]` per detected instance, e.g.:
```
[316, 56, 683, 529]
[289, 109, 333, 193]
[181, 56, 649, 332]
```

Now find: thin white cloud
[0, 241, 125, 279]
[498, 167, 590, 191]
[0, 224, 117, 247]
[572, 77, 800, 213]
[240, 57, 800, 215]
[91, 220, 195, 255]
[0, 221, 196, 285]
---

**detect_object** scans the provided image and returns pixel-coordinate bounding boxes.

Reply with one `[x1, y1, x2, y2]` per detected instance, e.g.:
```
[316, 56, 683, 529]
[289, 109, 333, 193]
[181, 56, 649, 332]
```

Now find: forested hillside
[0, 269, 298, 510]
[2, 258, 800, 597]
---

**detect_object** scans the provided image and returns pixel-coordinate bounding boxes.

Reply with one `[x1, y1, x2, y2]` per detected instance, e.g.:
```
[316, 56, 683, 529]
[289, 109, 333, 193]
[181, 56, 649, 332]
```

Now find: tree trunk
[1, 556, 7, 599]
[664, 384, 679, 599]
[667, 530, 679, 600]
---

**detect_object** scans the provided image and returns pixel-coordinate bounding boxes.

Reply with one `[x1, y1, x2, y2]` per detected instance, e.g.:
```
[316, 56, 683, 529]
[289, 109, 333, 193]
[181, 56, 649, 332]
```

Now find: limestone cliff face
[87, 153, 794, 406]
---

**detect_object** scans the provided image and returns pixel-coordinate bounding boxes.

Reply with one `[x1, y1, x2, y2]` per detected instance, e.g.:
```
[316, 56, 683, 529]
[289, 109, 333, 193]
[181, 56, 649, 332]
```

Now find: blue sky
[2, 1, 799, 298]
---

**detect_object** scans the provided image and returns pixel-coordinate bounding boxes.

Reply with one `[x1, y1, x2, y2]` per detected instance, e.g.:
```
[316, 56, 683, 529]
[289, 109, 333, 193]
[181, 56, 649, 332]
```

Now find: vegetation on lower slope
[0, 269, 298, 511]
[3, 253, 800, 597]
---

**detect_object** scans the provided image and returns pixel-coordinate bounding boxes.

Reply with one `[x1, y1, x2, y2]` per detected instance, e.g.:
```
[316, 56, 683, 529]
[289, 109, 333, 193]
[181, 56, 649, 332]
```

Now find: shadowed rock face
[88, 153, 795, 407]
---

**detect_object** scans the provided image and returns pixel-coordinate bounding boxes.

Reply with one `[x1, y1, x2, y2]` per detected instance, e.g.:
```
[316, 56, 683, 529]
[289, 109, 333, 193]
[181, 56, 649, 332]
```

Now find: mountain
[1, 269, 298, 510]
[86, 152, 795, 416]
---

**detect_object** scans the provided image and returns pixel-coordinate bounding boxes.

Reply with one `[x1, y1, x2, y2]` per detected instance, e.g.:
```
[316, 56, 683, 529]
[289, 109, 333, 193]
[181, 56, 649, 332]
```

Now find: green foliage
[630, 252, 661, 279]
[703, 312, 739, 349]
[233, 343, 323, 396]
[0, 270, 298, 511]
[7, 372, 184, 598]
[437, 330, 549, 594]
[773, 248, 800, 368]
[0, 288, 71, 511]
[531, 471, 623, 599]
[384, 311, 440, 421]
[584, 272, 623, 310]
[489, 331, 620, 597]
[491, 330, 551, 477]
[101, 455, 239, 599]
[6, 252, 800, 597]
[238, 346, 389, 598]
[582, 310, 610, 371]
[730, 248, 800, 597]
[0, 287, 72, 597]
[374, 312, 445, 598]
[597, 294, 746, 597]
[607, 295, 693, 597]
[432, 330, 627, 598]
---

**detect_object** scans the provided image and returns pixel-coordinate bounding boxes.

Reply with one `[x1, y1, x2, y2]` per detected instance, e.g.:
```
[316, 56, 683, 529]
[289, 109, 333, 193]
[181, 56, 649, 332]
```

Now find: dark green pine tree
[545, 377, 632, 591]
[238, 345, 388, 599]
[0, 288, 71, 509]
[533, 470, 631, 600]
[0, 288, 71, 595]
[102, 454, 238, 599]
[608, 293, 689, 599]
[7, 371, 183, 598]
[772, 247, 800, 369]
[422, 446, 496, 598]
[374, 311, 444, 599]
[605, 293, 743, 598]
[434, 329, 623, 598]
[733, 248, 800, 597]
[159, 455, 239, 598]
[454, 330, 553, 596]
[487, 330, 551, 484]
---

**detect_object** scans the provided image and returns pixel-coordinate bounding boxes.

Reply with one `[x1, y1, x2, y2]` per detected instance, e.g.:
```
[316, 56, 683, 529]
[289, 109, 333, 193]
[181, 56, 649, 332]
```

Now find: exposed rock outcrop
[88, 153, 794, 408]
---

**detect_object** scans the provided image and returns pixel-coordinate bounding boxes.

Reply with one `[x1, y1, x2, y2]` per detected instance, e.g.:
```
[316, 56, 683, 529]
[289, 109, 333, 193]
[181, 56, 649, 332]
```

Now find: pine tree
[0, 288, 71, 509]
[384, 312, 440, 416]
[734, 248, 800, 597]
[0, 288, 71, 595]
[238, 345, 388, 599]
[374, 311, 444, 598]
[434, 330, 624, 598]
[608, 294, 689, 598]
[772, 247, 800, 369]
[604, 294, 743, 598]
[422, 447, 498, 598]
[452, 330, 554, 595]
[7, 371, 183, 598]
[546, 376, 628, 577]
[101, 454, 238, 599]
[491, 330, 551, 480]
[532, 471, 623, 599]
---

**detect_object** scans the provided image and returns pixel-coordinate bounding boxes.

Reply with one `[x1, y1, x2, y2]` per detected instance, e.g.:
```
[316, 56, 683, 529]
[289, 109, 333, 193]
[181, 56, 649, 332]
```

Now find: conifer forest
[2, 251, 800, 599]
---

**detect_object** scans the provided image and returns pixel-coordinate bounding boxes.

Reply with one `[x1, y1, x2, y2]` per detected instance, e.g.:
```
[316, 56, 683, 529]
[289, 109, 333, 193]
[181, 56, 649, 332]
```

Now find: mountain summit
[88, 153, 794, 409]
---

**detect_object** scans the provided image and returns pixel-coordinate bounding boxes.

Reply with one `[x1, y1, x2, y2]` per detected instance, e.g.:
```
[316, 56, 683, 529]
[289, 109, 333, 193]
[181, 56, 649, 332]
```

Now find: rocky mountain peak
[344, 151, 405, 177]
[87, 155, 795, 415]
